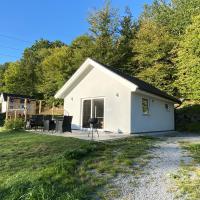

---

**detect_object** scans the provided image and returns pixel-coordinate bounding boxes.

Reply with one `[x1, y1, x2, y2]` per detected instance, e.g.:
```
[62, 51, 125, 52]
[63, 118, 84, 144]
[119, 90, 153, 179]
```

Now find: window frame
[165, 103, 170, 112]
[142, 97, 150, 115]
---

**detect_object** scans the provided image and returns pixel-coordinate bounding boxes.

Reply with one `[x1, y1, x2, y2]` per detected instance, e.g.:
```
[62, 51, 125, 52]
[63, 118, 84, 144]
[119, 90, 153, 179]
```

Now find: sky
[0, 0, 153, 64]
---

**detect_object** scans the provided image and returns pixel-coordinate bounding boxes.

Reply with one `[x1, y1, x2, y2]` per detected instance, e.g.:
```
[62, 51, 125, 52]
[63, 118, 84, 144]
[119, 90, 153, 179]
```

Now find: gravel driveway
[110, 133, 200, 200]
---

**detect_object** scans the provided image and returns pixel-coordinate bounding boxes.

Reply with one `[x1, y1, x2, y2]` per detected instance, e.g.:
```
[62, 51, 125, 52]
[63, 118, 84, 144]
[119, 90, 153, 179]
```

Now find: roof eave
[135, 89, 181, 104]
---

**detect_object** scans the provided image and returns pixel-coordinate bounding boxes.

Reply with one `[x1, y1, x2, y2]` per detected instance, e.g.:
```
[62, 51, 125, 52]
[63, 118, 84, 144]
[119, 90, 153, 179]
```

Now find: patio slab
[32, 130, 130, 141]
[31, 129, 177, 141]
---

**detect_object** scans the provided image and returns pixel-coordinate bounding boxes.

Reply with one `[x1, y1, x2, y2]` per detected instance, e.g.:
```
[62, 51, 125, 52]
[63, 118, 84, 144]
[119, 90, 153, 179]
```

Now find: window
[142, 98, 149, 115]
[165, 104, 170, 111]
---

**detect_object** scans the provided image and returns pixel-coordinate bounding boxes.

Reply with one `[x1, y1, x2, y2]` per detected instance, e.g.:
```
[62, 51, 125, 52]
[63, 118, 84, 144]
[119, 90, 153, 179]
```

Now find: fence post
[39, 100, 42, 114]
[24, 98, 27, 122]
[52, 102, 55, 117]
[6, 96, 10, 120]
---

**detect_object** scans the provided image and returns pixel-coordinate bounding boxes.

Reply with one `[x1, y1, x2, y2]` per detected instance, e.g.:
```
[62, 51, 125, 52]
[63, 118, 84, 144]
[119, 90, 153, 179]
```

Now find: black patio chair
[0, 113, 6, 127]
[88, 118, 99, 138]
[43, 120, 56, 132]
[55, 116, 73, 133]
[29, 115, 44, 129]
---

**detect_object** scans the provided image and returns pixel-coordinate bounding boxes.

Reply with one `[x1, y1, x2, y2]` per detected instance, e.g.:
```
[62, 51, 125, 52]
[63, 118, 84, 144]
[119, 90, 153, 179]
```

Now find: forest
[0, 0, 199, 105]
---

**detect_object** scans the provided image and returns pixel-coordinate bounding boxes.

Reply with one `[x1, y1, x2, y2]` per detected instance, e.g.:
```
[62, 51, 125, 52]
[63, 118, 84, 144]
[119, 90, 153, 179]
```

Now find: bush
[4, 118, 25, 131]
[176, 122, 200, 133]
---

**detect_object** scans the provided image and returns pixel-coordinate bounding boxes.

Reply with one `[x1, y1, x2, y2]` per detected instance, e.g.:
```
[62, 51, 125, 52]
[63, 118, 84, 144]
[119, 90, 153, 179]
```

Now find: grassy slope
[0, 130, 155, 200]
[172, 142, 200, 200]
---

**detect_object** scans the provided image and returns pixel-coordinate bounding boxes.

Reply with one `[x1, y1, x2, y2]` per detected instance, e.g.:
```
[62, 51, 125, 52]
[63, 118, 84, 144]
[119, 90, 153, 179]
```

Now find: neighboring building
[0, 93, 37, 117]
[55, 58, 181, 134]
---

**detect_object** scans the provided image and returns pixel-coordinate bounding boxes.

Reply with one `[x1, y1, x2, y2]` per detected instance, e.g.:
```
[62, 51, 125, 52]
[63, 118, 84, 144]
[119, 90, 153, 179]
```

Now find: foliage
[136, 0, 200, 96]
[0, 63, 8, 91]
[3, 62, 25, 94]
[142, 0, 200, 36]
[176, 104, 200, 133]
[0, 130, 156, 200]
[137, 63, 176, 95]
[4, 118, 24, 130]
[88, 1, 119, 66]
[0, 0, 200, 102]
[176, 122, 200, 133]
[115, 7, 138, 74]
[134, 20, 177, 95]
[70, 35, 95, 66]
[174, 15, 200, 99]
[39, 46, 74, 104]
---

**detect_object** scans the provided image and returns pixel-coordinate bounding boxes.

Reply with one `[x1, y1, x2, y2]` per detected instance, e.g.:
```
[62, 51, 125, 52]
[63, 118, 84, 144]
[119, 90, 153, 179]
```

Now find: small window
[142, 98, 149, 115]
[165, 104, 170, 111]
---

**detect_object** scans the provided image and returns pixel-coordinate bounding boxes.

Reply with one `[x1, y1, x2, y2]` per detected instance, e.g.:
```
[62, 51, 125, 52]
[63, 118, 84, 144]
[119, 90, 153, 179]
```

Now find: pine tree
[88, 1, 119, 65]
[115, 7, 138, 74]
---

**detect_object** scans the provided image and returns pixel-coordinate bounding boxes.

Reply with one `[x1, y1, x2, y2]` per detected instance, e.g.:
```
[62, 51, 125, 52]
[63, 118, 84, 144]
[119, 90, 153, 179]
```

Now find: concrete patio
[40, 130, 130, 141]
[32, 129, 177, 141]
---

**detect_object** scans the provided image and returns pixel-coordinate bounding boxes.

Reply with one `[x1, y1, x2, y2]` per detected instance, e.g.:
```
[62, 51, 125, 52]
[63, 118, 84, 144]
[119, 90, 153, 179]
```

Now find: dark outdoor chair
[55, 116, 73, 133]
[88, 118, 99, 138]
[29, 115, 44, 129]
[0, 113, 6, 127]
[43, 115, 52, 121]
[43, 119, 56, 132]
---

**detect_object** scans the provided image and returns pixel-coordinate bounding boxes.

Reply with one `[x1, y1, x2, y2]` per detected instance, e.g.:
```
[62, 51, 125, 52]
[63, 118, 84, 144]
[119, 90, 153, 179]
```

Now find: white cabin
[55, 58, 180, 134]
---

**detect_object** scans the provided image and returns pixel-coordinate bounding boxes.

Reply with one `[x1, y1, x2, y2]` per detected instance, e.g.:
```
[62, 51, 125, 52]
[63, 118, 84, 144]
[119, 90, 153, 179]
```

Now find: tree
[141, 0, 200, 36]
[39, 46, 75, 104]
[3, 62, 31, 95]
[174, 15, 200, 99]
[134, 20, 177, 95]
[0, 63, 9, 91]
[88, 1, 119, 65]
[134, 20, 175, 69]
[70, 35, 95, 66]
[115, 7, 138, 74]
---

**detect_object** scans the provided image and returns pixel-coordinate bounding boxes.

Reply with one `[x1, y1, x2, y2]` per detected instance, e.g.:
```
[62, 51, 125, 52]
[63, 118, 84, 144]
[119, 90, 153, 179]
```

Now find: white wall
[131, 93, 174, 133]
[1, 102, 7, 113]
[0, 94, 7, 113]
[64, 67, 132, 133]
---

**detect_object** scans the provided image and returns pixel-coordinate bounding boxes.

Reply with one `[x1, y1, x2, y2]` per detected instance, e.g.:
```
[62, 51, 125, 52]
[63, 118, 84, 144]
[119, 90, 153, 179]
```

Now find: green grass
[172, 142, 200, 200]
[0, 130, 156, 200]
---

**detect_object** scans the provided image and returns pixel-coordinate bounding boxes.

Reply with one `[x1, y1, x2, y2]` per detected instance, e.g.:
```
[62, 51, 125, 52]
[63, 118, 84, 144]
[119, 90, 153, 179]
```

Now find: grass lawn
[0, 129, 156, 200]
[172, 142, 200, 200]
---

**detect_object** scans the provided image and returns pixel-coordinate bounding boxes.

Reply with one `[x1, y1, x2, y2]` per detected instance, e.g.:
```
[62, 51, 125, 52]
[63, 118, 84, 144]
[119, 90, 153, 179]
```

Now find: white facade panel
[64, 67, 132, 134]
[1, 102, 7, 113]
[131, 93, 175, 133]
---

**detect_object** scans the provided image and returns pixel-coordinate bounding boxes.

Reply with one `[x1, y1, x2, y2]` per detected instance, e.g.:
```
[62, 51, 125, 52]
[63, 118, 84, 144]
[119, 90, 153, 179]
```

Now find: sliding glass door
[82, 100, 91, 128]
[82, 98, 104, 129]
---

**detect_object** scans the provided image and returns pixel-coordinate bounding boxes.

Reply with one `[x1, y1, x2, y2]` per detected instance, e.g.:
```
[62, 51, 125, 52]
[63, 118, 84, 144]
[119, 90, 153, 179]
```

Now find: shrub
[4, 118, 25, 131]
[176, 122, 200, 133]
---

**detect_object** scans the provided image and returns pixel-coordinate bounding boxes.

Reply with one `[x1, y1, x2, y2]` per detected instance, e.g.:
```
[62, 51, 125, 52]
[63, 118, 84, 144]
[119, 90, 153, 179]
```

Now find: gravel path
[111, 133, 200, 200]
